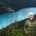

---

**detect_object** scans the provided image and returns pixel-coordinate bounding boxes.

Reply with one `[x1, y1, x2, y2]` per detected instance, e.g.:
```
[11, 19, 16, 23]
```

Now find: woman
[24, 12, 36, 36]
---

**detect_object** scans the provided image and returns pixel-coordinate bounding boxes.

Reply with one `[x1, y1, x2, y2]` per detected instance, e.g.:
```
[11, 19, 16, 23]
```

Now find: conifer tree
[7, 25, 12, 36]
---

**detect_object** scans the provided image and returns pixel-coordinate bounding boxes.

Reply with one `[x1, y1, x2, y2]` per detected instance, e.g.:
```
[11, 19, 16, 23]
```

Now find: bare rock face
[6, 7, 15, 12]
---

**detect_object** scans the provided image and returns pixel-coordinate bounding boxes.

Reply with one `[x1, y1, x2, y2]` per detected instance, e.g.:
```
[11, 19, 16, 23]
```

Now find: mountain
[0, 0, 36, 15]
[0, 0, 15, 15]
[24, 0, 36, 2]
[1, 0, 36, 10]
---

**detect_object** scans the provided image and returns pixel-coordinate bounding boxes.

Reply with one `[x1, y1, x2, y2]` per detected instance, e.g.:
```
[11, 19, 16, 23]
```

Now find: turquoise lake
[0, 7, 36, 29]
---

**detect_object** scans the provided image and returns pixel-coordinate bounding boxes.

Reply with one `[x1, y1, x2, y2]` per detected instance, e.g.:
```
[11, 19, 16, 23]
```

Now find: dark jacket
[24, 19, 36, 36]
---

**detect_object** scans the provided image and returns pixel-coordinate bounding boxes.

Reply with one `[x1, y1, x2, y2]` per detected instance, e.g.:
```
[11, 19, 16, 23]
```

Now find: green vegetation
[0, 21, 25, 36]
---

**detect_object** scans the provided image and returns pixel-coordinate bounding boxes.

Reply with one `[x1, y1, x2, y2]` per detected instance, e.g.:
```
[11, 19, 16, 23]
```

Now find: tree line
[0, 21, 25, 36]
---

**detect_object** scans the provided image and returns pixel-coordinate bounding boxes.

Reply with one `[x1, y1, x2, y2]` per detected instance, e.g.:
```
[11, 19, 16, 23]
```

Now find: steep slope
[1, 0, 36, 10]
[0, 0, 36, 15]
[0, 0, 14, 15]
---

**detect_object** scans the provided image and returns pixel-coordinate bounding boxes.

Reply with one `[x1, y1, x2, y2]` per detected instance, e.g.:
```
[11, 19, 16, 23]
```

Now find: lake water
[0, 7, 36, 29]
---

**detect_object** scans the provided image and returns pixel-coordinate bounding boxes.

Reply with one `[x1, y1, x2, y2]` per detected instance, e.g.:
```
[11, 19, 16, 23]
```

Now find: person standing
[24, 12, 36, 36]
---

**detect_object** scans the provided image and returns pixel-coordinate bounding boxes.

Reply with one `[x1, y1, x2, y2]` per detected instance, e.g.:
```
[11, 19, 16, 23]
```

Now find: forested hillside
[0, 0, 36, 15]
[0, 21, 25, 36]
[0, 0, 14, 15]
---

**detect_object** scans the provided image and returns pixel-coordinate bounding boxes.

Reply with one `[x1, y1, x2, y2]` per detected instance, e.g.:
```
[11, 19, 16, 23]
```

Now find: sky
[0, 7, 36, 29]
